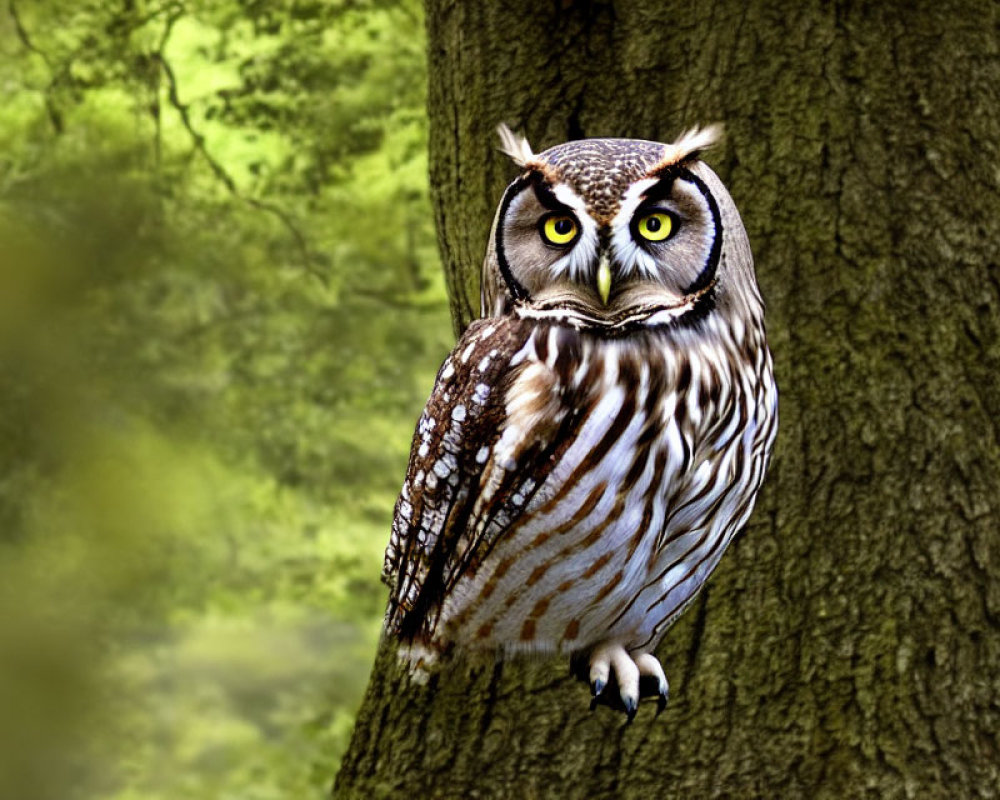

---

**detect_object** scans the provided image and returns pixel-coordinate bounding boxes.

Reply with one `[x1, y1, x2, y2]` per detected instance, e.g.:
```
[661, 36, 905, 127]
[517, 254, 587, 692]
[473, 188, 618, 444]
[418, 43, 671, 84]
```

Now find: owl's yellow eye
[636, 211, 673, 242]
[540, 214, 579, 246]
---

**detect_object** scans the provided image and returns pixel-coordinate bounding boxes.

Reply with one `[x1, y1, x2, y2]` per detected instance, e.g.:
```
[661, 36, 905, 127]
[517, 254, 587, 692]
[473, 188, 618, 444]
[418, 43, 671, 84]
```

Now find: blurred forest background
[0, 1, 451, 798]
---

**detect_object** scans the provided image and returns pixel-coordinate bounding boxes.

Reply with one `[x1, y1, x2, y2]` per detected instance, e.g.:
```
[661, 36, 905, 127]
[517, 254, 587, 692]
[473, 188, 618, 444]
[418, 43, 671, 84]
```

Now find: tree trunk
[334, 1, 1000, 797]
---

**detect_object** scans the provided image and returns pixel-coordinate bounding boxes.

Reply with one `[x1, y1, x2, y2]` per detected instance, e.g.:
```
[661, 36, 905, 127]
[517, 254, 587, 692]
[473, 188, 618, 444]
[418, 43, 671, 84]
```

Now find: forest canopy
[0, 1, 449, 797]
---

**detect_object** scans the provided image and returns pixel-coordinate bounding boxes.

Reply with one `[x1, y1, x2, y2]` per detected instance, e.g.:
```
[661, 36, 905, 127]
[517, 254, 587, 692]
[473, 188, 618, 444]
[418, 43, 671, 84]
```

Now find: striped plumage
[383, 125, 777, 718]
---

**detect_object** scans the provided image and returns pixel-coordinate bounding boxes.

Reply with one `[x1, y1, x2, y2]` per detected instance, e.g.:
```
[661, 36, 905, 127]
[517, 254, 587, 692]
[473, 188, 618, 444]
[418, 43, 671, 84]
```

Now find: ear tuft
[496, 123, 535, 168]
[669, 123, 723, 163]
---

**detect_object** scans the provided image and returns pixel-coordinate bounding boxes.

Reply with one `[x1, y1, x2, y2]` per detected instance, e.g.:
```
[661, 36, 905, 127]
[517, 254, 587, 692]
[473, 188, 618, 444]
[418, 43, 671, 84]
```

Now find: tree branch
[7, 0, 50, 66]
[152, 13, 327, 285]
[7, 0, 63, 133]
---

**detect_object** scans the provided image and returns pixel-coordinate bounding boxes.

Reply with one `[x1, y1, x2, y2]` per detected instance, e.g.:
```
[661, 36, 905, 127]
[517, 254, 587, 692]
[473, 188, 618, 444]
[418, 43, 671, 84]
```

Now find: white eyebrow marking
[546, 183, 599, 284]
[609, 177, 660, 278]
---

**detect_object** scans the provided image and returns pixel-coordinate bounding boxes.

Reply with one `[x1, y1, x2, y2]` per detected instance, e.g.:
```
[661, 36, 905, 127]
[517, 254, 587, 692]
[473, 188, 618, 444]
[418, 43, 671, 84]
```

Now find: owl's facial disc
[495, 172, 599, 302]
[608, 167, 723, 302]
[496, 160, 723, 318]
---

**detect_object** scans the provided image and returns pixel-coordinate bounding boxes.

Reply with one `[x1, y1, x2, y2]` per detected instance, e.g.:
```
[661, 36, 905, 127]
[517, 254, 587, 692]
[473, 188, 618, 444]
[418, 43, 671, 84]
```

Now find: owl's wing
[382, 317, 573, 642]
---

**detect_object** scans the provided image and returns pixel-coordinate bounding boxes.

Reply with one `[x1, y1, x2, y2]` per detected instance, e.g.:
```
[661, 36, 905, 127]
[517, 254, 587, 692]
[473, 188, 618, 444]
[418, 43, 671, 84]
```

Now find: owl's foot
[588, 642, 640, 720]
[572, 645, 670, 721]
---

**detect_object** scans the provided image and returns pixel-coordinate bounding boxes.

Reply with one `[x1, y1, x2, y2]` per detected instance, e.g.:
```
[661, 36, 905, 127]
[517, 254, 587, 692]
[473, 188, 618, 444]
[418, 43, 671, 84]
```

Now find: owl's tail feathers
[382, 631, 453, 686]
[383, 612, 434, 678]
[393, 638, 439, 683]
[383, 588, 451, 681]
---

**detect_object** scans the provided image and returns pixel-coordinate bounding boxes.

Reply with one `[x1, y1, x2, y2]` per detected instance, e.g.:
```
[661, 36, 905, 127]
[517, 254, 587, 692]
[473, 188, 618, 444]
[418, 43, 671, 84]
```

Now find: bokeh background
[0, 2, 450, 797]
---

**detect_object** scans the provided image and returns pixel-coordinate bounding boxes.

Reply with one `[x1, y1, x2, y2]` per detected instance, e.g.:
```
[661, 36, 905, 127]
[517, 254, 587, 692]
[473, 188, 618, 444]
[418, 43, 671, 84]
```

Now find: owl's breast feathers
[384, 314, 775, 664]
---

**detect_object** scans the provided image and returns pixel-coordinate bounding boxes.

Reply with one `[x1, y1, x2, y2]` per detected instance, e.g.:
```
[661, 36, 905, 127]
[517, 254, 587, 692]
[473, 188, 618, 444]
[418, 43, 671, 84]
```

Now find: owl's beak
[597, 253, 612, 305]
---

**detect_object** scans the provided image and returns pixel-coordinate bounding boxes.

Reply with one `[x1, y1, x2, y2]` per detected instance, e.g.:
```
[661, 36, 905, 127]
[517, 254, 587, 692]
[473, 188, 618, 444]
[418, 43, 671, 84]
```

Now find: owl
[382, 124, 777, 720]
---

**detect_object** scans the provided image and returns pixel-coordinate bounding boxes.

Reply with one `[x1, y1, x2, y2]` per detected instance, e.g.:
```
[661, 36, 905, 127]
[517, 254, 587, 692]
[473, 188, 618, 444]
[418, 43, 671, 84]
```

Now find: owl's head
[482, 125, 762, 333]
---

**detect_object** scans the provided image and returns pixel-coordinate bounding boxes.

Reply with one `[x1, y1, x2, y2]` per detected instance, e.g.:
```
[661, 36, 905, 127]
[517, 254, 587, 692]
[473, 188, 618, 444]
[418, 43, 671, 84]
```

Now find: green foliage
[0, 1, 448, 797]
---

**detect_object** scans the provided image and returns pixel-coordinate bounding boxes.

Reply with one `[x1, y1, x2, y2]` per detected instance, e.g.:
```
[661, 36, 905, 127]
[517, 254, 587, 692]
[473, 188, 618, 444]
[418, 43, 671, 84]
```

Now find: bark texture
[335, 1, 1000, 797]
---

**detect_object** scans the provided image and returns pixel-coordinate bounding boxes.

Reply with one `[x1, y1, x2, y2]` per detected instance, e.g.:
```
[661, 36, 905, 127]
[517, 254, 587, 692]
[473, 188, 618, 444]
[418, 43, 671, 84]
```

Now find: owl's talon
[635, 653, 670, 708]
[585, 641, 641, 718]
[588, 646, 612, 692]
[624, 696, 638, 723]
[577, 646, 673, 720]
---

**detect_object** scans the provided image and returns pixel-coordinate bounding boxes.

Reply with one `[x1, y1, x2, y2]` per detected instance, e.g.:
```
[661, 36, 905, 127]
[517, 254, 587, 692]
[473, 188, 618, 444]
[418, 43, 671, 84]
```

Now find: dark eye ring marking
[641, 166, 723, 295]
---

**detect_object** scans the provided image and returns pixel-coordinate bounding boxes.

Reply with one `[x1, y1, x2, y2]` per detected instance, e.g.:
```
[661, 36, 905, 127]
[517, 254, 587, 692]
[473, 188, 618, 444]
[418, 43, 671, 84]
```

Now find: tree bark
[335, 1, 1000, 797]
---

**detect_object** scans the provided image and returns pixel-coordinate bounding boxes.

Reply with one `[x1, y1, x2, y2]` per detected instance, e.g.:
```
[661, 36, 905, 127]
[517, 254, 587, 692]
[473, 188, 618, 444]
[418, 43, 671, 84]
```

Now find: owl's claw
[573, 646, 670, 720]
[588, 642, 640, 718]
[623, 695, 638, 723]
[635, 652, 670, 709]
